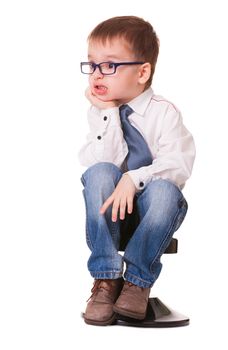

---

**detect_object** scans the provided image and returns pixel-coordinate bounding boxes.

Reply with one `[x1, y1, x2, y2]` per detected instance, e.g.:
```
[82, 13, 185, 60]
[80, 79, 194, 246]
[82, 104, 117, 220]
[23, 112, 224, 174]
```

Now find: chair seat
[115, 297, 189, 327]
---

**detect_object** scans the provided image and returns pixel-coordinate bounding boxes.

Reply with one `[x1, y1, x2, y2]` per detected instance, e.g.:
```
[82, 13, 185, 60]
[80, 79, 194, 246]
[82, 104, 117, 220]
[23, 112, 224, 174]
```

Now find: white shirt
[78, 88, 196, 190]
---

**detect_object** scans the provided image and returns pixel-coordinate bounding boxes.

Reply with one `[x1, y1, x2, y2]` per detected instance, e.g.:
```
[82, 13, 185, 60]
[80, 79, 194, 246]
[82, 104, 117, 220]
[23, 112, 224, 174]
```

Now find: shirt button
[103, 116, 108, 121]
[97, 135, 102, 140]
[139, 182, 144, 188]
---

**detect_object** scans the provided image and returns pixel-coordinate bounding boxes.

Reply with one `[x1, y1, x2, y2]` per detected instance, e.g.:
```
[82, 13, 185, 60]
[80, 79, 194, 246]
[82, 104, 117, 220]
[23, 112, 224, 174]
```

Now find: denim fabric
[81, 162, 188, 288]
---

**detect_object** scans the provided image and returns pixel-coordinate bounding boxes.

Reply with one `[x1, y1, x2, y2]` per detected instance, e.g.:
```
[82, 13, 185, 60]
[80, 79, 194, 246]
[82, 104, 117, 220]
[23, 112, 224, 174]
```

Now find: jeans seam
[82, 189, 93, 250]
[149, 200, 186, 273]
[90, 270, 122, 273]
[124, 271, 151, 285]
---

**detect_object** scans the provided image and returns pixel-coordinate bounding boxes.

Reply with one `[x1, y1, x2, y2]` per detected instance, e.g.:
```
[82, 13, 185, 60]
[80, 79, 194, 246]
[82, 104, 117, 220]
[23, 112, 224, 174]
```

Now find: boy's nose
[93, 67, 104, 79]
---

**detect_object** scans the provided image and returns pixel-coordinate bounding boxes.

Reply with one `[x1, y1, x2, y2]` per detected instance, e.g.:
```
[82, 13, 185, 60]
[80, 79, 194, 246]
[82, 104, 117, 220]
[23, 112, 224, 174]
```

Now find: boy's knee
[147, 179, 180, 199]
[81, 162, 122, 188]
[143, 179, 186, 216]
[138, 180, 187, 230]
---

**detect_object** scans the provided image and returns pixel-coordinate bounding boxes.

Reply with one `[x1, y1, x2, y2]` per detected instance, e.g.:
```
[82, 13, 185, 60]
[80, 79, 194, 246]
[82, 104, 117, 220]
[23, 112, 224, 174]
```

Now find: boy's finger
[127, 196, 133, 214]
[111, 199, 120, 222]
[100, 196, 113, 214]
[119, 198, 127, 220]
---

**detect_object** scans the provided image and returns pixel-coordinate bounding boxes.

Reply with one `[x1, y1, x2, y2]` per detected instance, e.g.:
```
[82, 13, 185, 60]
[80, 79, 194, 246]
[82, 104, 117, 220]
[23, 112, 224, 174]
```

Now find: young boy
[79, 16, 195, 326]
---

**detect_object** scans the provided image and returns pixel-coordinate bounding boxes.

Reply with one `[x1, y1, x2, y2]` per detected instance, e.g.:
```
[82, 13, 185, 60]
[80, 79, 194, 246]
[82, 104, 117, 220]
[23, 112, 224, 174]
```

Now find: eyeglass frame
[80, 61, 145, 75]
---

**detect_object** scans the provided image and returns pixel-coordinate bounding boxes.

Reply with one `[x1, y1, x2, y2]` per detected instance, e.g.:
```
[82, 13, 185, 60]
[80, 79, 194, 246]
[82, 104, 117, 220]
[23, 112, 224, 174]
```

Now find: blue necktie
[119, 105, 153, 170]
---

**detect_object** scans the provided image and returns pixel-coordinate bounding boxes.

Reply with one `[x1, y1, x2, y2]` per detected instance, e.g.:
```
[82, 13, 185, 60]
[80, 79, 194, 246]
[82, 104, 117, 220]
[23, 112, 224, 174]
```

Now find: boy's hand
[85, 87, 118, 110]
[100, 174, 137, 222]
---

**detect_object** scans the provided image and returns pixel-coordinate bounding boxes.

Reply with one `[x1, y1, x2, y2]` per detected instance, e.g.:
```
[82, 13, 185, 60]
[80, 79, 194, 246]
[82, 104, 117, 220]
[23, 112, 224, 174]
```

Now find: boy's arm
[127, 104, 196, 190]
[78, 105, 128, 167]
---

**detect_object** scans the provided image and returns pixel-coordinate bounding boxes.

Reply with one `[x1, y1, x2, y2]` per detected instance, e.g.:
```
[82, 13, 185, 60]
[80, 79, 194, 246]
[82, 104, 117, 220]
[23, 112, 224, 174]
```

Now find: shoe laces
[86, 279, 113, 302]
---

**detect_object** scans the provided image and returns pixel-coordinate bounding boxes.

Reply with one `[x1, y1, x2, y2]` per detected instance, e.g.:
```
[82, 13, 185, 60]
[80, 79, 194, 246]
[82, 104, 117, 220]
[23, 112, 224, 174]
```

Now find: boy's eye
[108, 63, 115, 69]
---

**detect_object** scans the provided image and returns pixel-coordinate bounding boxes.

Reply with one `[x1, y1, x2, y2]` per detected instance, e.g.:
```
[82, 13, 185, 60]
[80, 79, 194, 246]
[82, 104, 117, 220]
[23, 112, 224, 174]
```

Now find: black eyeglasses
[80, 61, 145, 75]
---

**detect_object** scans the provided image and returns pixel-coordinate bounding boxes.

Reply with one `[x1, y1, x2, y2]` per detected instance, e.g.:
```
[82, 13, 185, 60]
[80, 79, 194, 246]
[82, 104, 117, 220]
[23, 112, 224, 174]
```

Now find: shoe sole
[84, 313, 116, 326]
[113, 305, 146, 320]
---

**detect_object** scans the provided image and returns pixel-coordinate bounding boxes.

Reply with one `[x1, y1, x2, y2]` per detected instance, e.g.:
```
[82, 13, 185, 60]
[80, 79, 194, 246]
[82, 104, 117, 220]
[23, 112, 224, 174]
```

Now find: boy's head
[83, 16, 159, 104]
[89, 16, 159, 88]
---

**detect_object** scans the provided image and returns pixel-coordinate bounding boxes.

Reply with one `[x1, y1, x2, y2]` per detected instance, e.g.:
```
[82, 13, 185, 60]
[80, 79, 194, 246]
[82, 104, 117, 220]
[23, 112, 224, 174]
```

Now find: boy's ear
[138, 63, 151, 85]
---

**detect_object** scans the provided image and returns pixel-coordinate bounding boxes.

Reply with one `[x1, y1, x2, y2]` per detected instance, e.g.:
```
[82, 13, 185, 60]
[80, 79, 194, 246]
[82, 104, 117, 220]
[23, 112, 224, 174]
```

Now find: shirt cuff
[100, 107, 121, 127]
[126, 169, 150, 191]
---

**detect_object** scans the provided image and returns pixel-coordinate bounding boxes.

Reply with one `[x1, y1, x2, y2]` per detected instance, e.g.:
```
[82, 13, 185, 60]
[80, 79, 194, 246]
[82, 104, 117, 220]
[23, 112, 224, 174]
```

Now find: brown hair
[88, 16, 159, 88]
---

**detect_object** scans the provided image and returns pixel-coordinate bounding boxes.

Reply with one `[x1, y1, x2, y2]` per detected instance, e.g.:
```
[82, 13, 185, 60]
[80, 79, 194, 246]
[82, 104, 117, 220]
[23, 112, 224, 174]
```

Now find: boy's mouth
[93, 85, 108, 95]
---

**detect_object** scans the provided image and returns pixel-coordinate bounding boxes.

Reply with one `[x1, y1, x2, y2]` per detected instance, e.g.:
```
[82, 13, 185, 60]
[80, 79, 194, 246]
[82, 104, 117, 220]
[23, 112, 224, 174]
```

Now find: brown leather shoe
[84, 278, 124, 326]
[113, 281, 151, 320]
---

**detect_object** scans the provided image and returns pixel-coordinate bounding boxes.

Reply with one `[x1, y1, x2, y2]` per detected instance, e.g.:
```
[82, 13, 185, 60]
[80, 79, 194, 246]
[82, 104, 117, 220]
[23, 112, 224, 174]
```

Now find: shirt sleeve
[127, 104, 196, 190]
[78, 106, 128, 167]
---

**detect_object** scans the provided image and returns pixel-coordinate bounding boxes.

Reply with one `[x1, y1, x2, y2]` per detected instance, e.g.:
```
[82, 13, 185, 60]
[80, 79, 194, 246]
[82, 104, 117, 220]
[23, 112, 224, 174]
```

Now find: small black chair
[115, 207, 189, 328]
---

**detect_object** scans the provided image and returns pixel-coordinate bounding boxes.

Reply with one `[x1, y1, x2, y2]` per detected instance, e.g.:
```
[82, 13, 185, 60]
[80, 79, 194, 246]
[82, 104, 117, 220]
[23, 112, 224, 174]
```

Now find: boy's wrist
[125, 170, 147, 191]
[99, 106, 121, 127]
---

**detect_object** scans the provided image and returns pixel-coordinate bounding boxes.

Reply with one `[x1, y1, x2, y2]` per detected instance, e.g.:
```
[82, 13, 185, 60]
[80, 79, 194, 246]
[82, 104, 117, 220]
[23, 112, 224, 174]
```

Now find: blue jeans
[81, 162, 188, 288]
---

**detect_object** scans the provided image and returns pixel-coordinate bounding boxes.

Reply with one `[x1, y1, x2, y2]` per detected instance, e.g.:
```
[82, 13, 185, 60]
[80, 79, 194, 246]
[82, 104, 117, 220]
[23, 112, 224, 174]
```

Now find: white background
[0, 0, 228, 349]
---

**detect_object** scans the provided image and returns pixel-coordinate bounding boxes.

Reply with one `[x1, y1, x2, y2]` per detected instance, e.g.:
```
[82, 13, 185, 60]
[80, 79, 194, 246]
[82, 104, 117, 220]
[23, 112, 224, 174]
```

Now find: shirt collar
[128, 87, 154, 117]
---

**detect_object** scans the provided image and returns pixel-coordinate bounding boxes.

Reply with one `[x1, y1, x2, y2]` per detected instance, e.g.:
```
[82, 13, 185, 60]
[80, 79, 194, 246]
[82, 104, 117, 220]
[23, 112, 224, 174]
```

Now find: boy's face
[87, 37, 146, 104]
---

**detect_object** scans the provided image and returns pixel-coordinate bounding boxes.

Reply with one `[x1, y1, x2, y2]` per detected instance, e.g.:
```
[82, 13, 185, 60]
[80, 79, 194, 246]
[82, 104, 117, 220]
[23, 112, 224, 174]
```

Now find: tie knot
[119, 104, 133, 119]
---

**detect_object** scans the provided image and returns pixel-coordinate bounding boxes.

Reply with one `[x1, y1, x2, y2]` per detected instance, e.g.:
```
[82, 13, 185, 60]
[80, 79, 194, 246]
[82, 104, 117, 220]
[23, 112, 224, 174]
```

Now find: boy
[79, 16, 195, 326]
